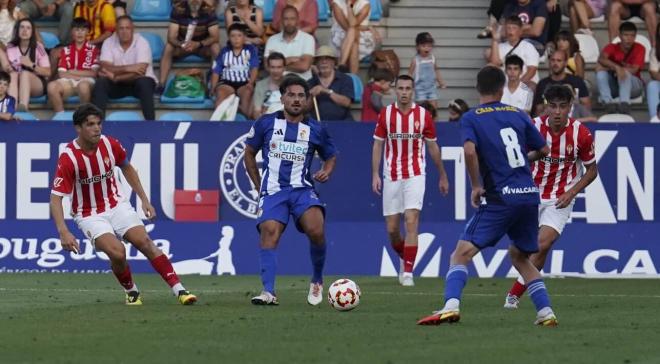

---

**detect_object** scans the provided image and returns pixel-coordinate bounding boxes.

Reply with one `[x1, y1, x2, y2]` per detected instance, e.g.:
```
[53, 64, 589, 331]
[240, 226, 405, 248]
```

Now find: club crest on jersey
[566, 144, 574, 155]
[299, 129, 308, 140]
[414, 121, 420, 131]
[104, 157, 110, 167]
[219, 133, 262, 219]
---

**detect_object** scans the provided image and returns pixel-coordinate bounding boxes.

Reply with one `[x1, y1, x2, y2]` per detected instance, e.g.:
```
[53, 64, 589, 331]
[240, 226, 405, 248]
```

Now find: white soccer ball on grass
[327, 278, 361, 311]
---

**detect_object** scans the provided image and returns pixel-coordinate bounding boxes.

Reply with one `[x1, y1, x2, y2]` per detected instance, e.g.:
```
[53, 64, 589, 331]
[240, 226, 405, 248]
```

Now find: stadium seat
[613, 34, 651, 62]
[13, 111, 39, 121]
[131, 0, 171, 21]
[575, 34, 599, 63]
[260, 0, 275, 22]
[597, 113, 635, 123]
[347, 73, 364, 103]
[52, 111, 74, 121]
[30, 95, 47, 104]
[109, 96, 139, 104]
[160, 75, 206, 104]
[39, 31, 59, 49]
[317, 0, 330, 21]
[234, 112, 249, 121]
[140, 32, 165, 62]
[159, 111, 194, 121]
[369, 0, 382, 21]
[106, 111, 145, 121]
[65, 95, 80, 104]
[179, 54, 206, 63]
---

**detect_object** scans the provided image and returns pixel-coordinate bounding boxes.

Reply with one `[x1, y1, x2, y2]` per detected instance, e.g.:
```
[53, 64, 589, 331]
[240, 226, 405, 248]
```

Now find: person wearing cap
[308, 45, 354, 121]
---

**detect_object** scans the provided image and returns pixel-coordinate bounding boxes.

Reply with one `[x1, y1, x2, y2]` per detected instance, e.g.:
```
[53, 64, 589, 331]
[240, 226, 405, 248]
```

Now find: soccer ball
[327, 278, 361, 311]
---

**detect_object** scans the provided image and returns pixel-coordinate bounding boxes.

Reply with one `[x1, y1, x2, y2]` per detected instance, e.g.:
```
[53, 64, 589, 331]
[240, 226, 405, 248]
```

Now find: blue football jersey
[460, 102, 546, 205]
[245, 111, 337, 195]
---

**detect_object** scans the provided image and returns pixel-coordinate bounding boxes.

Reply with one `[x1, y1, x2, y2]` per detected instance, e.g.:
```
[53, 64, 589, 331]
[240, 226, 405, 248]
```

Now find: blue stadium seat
[140, 32, 164, 62]
[347, 73, 363, 103]
[160, 75, 206, 104]
[369, 0, 382, 21]
[131, 0, 171, 21]
[234, 112, 249, 122]
[317, 0, 330, 21]
[159, 111, 194, 121]
[14, 112, 39, 121]
[106, 111, 144, 121]
[109, 96, 139, 104]
[52, 111, 74, 121]
[261, 0, 275, 22]
[65, 96, 80, 104]
[39, 31, 60, 49]
[30, 95, 47, 104]
[178, 54, 206, 63]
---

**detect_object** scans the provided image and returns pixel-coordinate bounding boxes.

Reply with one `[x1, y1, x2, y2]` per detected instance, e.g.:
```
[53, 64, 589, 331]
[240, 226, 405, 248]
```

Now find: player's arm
[463, 140, 484, 208]
[120, 163, 156, 220]
[313, 155, 336, 183]
[426, 140, 449, 196]
[556, 161, 597, 208]
[527, 144, 550, 162]
[244, 144, 261, 193]
[371, 138, 384, 195]
[50, 194, 79, 254]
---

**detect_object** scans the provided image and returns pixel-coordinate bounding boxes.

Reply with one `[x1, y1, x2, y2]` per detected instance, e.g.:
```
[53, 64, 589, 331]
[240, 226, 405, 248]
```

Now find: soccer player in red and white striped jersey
[372, 75, 449, 286]
[50, 104, 197, 306]
[504, 85, 598, 308]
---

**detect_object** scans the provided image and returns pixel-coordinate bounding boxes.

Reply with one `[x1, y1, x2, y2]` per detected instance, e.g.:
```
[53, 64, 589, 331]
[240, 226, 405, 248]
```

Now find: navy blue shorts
[460, 203, 539, 253]
[256, 187, 325, 232]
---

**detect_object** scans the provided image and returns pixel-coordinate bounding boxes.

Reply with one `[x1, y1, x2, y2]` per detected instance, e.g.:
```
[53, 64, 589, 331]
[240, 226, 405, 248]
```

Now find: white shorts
[382, 175, 425, 216]
[74, 202, 144, 243]
[538, 199, 575, 234]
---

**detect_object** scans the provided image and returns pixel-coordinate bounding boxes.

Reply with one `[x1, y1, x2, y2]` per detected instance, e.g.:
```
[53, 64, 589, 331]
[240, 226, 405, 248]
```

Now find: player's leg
[383, 178, 406, 281]
[401, 209, 420, 286]
[298, 205, 327, 305]
[385, 214, 404, 258]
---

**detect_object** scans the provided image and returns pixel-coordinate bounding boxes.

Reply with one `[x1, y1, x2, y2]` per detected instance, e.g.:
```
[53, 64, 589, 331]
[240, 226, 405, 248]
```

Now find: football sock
[391, 240, 404, 258]
[509, 279, 527, 297]
[527, 278, 552, 312]
[260, 248, 277, 294]
[310, 243, 326, 284]
[403, 245, 418, 273]
[113, 264, 136, 292]
[150, 254, 182, 293]
[444, 264, 468, 306]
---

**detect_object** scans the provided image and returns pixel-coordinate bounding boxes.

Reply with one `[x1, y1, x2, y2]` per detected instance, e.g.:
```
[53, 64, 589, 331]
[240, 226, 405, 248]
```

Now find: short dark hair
[282, 4, 298, 17]
[505, 15, 523, 27]
[448, 98, 469, 114]
[279, 74, 309, 97]
[543, 84, 574, 104]
[71, 17, 91, 30]
[116, 15, 133, 24]
[373, 68, 394, 82]
[267, 51, 286, 65]
[554, 30, 580, 55]
[73, 103, 104, 126]
[415, 32, 434, 46]
[0, 70, 9, 83]
[395, 74, 414, 86]
[476, 66, 505, 95]
[227, 22, 248, 35]
[505, 54, 524, 68]
[620, 21, 637, 34]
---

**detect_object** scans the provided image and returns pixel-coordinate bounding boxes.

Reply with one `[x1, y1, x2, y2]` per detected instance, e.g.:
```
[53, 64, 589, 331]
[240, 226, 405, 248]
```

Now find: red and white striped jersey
[531, 115, 596, 200]
[373, 103, 437, 181]
[51, 135, 127, 218]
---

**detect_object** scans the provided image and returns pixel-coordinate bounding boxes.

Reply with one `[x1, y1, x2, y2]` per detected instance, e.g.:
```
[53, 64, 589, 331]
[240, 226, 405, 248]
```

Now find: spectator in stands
[73, 0, 116, 46]
[409, 32, 446, 110]
[47, 17, 99, 116]
[331, 0, 375, 74]
[647, 26, 660, 119]
[361, 68, 395, 122]
[17, 0, 73, 45]
[264, 5, 314, 80]
[447, 98, 468, 121]
[252, 51, 285, 119]
[92, 16, 157, 120]
[565, 84, 597, 122]
[210, 23, 259, 118]
[501, 0, 549, 56]
[533, 49, 591, 116]
[0, 0, 26, 48]
[476, 0, 508, 39]
[488, 16, 539, 86]
[553, 30, 585, 79]
[225, 0, 264, 46]
[596, 21, 645, 115]
[0, 18, 50, 111]
[609, 0, 657, 49]
[159, 0, 220, 94]
[272, 0, 318, 36]
[568, 0, 606, 35]
[0, 70, 17, 120]
[419, 100, 437, 120]
[107, 0, 126, 18]
[501, 55, 533, 113]
[651, 103, 660, 122]
[308, 45, 354, 121]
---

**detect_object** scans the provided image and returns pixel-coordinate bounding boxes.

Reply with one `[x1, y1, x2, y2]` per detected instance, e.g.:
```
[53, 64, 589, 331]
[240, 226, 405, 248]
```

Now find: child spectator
[408, 32, 446, 109]
[0, 70, 17, 120]
[47, 17, 99, 116]
[447, 98, 469, 121]
[501, 55, 533, 113]
[361, 68, 395, 122]
[419, 100, 437, 120]
[553, 30, 585, 79]
[210, 23, 259, 118]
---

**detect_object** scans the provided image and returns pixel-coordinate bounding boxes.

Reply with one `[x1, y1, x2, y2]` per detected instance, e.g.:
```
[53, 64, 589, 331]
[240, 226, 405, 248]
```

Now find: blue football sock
[259, 248, 277, 294]
[310, 243, 326, 284]
[527, 278, 552, 312]
[444, 264, 468, 302]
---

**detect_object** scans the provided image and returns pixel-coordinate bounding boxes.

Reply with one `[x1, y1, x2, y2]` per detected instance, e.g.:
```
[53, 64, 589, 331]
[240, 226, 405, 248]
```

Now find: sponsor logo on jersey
[79, 169, 114, 185]
[387, 132, 423, 140]
[268, 141, 308, 162]
[501, 185, 539, 195]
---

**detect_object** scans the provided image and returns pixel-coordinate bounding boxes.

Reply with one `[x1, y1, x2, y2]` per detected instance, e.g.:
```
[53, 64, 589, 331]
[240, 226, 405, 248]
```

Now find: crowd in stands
[1, 0, 660, 122]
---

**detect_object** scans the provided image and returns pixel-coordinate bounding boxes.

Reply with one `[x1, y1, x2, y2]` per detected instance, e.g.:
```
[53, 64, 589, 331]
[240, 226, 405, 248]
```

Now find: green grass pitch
[1, 274, 659, 363]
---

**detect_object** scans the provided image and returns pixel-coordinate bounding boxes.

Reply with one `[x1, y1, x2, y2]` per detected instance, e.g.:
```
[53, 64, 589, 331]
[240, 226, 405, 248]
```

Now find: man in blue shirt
[417, 66, 558, 327]
[244, 74, 337, 306]
[307, 46, 354, 121]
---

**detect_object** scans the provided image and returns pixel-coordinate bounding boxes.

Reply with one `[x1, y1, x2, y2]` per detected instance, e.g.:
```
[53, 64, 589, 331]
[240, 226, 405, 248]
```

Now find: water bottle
[183, 20, 197, 48]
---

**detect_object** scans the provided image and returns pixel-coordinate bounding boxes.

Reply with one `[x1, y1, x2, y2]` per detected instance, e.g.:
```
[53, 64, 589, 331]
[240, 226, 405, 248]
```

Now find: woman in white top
[0, 0, 25, 48]
[330, 0, 374, 74]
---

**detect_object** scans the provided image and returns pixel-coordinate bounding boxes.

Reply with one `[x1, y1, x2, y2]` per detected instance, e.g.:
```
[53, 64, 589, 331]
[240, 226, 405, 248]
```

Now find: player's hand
[59, 230, 80, 254]
[313, 169, 330, 183]
[470, 187, 485, 208]
[372, 175, 382, 195]
[555, 190, 576, 209]
[310, 85, 325, 97]
[438, 174, 449, 196]
[142, 202, 157, 221]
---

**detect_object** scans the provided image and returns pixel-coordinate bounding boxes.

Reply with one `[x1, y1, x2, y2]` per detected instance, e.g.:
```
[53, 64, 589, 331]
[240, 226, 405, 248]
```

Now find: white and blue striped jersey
[245, 111, 337, 195]
[212, 44, 259, 83]
[0, 95, 16, 115]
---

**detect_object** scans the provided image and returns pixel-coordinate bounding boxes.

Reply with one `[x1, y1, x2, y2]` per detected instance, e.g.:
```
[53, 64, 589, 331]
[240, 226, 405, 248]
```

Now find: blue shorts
[460, 203, 539, 254]
[415, 85, 439, 101]
[256, 187, 325, 232]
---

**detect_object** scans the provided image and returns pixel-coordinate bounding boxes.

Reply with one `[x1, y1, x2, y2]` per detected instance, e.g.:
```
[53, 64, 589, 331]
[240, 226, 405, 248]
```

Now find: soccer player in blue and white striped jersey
[244, 75, 337, 306]
[0, 71, 17, 121]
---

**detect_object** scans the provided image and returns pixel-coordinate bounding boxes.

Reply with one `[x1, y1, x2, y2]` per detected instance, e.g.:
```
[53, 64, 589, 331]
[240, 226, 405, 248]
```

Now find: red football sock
[403, 245, 418, 273]
[113, 264, 134, 291]
[391, 240, 404, 258]
[150, 254, 180, 287]
[509, 280, 527, 297]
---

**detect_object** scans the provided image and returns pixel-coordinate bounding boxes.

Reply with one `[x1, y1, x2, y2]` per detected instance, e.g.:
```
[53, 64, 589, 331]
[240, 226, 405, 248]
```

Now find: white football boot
[307, 282, 323, 306]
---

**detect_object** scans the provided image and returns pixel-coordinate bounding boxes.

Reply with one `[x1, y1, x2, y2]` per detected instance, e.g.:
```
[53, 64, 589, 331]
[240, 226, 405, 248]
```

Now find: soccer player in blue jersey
[244, 74, 337, 306]
[417, 66, 558, 327]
